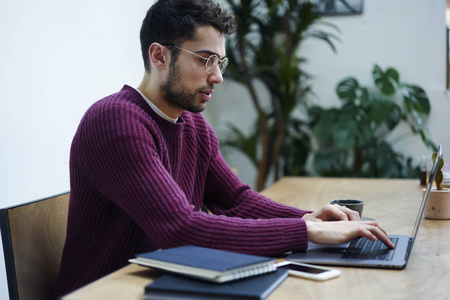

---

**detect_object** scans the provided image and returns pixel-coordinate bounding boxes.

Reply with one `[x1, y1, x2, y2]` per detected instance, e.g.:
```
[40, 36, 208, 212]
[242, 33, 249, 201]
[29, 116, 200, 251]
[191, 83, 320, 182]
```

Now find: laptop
[287, 145, 443, 269]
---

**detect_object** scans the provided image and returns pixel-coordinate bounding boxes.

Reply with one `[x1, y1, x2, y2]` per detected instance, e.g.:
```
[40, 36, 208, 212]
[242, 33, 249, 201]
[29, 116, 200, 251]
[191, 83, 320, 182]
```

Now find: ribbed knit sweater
[55, 85, 310, 297]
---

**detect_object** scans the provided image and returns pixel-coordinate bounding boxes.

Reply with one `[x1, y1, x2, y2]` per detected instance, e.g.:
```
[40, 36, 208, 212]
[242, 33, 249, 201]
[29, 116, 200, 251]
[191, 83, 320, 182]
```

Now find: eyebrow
[195, 49, 227, 60]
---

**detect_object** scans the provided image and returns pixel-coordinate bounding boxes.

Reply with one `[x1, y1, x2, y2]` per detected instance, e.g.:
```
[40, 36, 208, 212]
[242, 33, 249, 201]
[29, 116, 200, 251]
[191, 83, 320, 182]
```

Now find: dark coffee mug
[330, 199, 364, 217]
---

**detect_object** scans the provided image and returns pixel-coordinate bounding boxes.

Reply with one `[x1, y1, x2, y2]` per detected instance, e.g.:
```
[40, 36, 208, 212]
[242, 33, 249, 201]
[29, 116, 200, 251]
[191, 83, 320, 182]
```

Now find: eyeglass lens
[164, 43, 228, 75]
[206, 55, 228, 74]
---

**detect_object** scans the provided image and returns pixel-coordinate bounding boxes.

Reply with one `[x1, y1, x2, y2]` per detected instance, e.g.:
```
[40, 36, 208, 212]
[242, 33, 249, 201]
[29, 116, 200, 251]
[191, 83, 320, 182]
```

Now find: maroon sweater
[55, 85, 309, 297]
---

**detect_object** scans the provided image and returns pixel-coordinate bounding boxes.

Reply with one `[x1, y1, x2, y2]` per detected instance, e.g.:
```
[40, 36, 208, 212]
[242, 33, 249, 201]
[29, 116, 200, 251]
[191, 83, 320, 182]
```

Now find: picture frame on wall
[447, 27, 449, 89]
[316, 0, 364, 16]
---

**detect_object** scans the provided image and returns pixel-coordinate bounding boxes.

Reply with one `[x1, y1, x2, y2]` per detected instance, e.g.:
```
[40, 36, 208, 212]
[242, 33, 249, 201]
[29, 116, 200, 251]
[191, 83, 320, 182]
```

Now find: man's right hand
[305, 220, 395, 249]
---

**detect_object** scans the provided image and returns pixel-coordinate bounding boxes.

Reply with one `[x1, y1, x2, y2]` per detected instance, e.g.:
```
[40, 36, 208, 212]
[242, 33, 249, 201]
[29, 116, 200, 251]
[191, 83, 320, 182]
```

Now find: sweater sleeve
[75, 99, 308, 256]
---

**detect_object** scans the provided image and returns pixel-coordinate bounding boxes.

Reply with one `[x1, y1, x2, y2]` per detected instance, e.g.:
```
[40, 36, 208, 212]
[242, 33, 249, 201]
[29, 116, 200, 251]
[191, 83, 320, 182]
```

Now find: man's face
[159, 26, 226, 114]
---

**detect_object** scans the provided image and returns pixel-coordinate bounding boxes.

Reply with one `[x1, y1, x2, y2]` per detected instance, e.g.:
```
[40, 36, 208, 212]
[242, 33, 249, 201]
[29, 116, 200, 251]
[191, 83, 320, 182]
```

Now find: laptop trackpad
[307, 242, 348, 253]
[288, 242, 347, 260]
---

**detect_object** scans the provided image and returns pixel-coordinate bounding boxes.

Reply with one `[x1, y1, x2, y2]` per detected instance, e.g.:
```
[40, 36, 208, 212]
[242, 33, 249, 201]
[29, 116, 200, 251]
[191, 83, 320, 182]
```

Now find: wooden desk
[62, 177, 450, 299]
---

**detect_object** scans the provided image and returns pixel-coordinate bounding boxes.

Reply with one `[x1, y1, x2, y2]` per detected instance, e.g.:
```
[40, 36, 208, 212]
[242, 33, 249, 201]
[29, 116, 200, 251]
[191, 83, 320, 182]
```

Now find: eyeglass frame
[162, 42, 228, 75]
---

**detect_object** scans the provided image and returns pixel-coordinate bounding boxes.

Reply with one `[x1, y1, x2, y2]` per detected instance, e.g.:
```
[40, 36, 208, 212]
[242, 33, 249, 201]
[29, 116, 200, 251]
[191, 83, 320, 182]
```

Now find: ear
[148, 43, 168, 70]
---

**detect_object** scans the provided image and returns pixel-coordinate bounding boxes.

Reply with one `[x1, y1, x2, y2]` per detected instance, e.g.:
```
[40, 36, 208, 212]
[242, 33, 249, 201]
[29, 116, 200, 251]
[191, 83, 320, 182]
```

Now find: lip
[199, 89, 214, 101]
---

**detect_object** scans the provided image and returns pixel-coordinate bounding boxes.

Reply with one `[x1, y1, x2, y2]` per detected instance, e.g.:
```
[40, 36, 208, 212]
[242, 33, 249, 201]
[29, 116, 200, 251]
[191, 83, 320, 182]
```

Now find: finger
[328, 204, 349, 221]
[333, 205, 360, 221]
[360, 225, 395, 249]
[344, 207, 360, 221]
[374, 229, 395, 249]
[361, 221, 390, 237]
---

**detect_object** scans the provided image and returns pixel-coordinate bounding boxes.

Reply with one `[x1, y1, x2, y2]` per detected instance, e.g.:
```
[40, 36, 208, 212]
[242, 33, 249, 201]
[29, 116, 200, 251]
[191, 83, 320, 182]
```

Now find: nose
[207, 66, 224, 85]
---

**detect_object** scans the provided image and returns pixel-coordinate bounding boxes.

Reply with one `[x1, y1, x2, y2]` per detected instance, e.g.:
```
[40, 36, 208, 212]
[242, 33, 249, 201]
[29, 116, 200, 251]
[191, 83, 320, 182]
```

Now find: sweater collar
[121, 85, 186, 133]
[132, 86, 178, 123]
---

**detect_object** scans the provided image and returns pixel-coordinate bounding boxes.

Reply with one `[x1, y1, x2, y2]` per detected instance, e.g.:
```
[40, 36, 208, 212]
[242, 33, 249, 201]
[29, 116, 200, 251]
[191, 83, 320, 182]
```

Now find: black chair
[0, 192, 69, 300]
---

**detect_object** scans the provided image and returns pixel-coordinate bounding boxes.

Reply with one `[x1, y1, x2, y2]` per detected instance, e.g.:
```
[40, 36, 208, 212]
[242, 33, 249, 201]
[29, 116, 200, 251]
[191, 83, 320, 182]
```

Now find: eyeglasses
[164, 43, 228, 74]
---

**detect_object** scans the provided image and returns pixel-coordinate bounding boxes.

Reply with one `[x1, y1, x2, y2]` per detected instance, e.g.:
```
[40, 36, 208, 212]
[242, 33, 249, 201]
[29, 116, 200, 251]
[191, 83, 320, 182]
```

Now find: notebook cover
[135, 245, 274, 272]
[144, 268, 289, 300]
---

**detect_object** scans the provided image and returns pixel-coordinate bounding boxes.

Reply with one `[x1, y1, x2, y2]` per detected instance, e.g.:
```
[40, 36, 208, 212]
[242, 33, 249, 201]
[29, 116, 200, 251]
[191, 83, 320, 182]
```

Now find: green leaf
[312, 150, 342, 176]
[384, 104, 402, 130]
[369, 100, 393, 123]
[283, 119, 310, 176]
[432, 152, 444, 170]
[385, 68, 400, 83]
[336, 77, 359, 103]
[373, 65, 398, 95]
[358, 87, 371, 107]
[402, 84, 431, 114]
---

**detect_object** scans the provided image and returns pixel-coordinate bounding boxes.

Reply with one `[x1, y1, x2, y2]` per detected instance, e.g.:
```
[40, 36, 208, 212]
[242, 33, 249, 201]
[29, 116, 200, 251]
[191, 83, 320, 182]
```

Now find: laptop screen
[411, 145, 442, 240]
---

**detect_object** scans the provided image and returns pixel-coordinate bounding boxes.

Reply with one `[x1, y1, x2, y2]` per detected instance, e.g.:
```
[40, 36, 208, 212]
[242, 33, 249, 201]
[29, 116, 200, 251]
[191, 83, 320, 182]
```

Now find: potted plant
[221, 0, 339, 190]
[425, 152, 450, 219]
[308, 64, 437, 178]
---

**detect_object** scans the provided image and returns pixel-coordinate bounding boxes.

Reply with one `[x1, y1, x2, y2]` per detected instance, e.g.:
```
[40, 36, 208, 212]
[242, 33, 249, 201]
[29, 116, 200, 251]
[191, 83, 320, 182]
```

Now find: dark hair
[140, 0, 237, 72]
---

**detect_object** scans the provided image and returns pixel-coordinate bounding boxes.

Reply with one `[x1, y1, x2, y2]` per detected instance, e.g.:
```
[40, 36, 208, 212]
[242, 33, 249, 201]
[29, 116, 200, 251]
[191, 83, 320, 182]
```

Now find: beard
[159, 62, 207, 113]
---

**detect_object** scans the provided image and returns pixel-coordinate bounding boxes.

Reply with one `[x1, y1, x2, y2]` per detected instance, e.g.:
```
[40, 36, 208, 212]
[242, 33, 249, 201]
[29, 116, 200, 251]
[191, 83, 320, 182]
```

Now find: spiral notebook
[129, 245, 277, 283]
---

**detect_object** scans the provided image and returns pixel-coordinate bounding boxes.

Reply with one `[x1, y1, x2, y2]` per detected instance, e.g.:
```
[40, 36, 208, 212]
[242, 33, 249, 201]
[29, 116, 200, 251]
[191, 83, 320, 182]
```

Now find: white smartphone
[276, 261, 341, 281]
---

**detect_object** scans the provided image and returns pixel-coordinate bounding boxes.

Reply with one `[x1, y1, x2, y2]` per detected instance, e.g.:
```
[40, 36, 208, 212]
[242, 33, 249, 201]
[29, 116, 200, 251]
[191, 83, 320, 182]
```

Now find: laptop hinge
[405, 238, 414, 261]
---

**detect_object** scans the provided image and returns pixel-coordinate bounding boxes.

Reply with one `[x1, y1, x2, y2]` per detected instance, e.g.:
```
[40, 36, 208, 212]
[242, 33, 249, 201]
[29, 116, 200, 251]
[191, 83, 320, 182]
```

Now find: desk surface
[62, 177, 450, 299]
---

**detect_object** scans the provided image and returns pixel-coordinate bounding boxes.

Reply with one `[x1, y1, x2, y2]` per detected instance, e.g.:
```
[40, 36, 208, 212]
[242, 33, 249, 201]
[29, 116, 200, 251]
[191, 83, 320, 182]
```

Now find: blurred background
[0, 0, 448, 298]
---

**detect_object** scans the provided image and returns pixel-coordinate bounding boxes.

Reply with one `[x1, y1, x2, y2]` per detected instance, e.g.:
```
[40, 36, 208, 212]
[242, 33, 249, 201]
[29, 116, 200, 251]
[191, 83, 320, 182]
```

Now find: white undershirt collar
[134, 87, 178, 123]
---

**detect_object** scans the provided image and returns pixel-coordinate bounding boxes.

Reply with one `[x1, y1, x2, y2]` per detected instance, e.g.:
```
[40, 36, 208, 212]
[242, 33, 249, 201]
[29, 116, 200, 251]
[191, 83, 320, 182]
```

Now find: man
[55, 0, 394, 297]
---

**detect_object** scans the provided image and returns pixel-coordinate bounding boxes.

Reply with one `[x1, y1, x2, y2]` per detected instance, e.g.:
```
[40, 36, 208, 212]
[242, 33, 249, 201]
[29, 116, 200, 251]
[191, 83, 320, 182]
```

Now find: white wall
[0, 0, 447, 299]
[0, 1, 152, 298]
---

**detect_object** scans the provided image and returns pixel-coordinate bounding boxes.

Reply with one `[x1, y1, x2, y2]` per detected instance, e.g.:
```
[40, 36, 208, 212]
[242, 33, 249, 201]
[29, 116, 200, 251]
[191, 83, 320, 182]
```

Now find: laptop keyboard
[341, 237, 399, 261]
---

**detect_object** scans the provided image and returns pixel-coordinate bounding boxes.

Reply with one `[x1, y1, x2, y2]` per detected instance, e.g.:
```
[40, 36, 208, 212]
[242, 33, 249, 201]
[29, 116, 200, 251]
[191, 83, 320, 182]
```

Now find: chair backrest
[0, 192, 70, 300]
